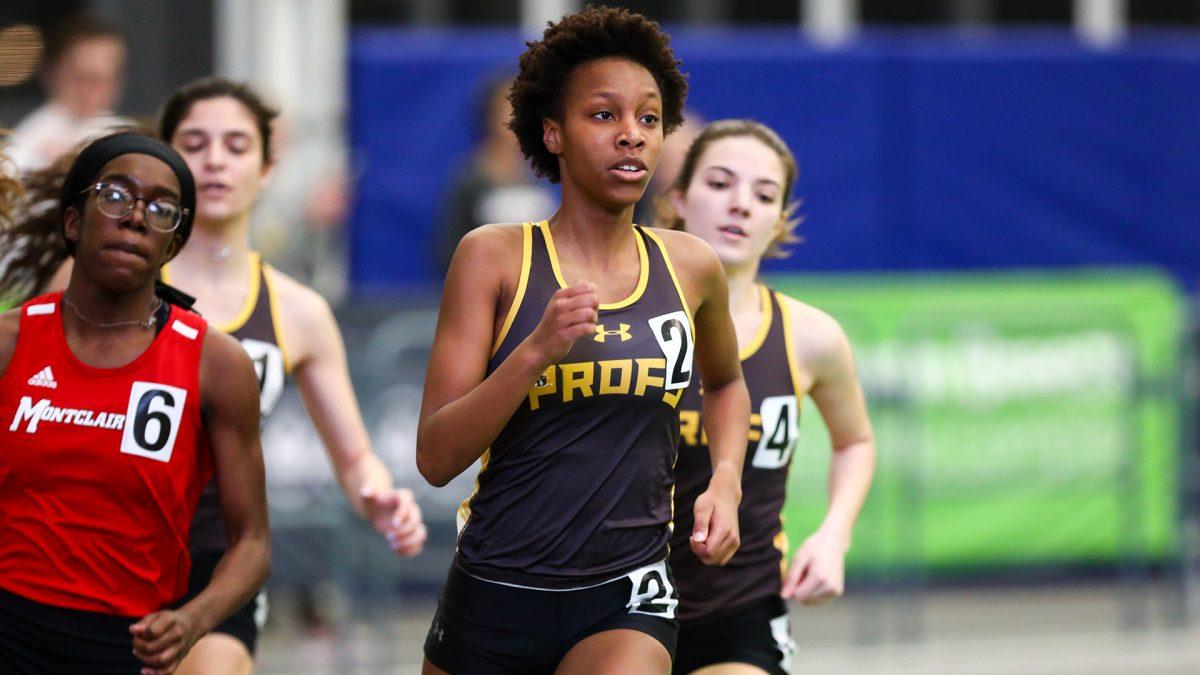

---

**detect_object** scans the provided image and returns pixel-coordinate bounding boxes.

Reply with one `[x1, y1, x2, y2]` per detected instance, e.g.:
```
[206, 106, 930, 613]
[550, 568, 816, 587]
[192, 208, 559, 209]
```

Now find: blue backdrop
[349, 28, 1200, 290]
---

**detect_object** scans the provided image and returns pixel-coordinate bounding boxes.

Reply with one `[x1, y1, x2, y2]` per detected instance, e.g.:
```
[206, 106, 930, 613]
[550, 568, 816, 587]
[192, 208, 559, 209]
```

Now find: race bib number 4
[751, 395, 799, 470]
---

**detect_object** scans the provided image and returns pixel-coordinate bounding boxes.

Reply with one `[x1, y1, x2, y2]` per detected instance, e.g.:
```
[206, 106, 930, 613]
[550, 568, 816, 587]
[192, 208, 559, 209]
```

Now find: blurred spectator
[433, 74, 557, 275]
[9, 16, 128, 171]
[251, 111, 355, 303]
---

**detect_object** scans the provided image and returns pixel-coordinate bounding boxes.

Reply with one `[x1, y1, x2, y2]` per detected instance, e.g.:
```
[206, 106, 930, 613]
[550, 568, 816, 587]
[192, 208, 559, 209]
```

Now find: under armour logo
[594, 323, 632, 343]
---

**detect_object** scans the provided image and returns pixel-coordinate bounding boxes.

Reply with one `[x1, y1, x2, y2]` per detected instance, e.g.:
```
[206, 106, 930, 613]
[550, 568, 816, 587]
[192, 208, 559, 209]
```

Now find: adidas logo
[27, 366, 57, 389]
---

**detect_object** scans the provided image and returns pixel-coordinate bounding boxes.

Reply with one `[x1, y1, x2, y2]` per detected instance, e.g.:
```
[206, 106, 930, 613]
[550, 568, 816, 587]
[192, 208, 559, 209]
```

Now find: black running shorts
[673, 595, 795, 675]
[424, 559, 679, 674]
[176, 549, 266, 655]
[0, 587, 143, 675]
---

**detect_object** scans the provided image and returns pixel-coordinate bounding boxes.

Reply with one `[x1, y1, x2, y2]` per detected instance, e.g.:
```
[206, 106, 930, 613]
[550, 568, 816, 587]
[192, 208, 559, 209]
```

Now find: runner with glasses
[0, 79, 428, 675]
[79, 181, 189, 232]
[0, 132, 269, 674]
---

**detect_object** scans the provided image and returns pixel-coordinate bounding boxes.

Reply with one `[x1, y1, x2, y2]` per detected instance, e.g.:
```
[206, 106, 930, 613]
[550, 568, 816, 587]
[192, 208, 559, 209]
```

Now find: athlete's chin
[598, 183, 649, 213]
[712, 245, 762, 269]
[196, 204, 236, 224]
[93, 268, 155, 296]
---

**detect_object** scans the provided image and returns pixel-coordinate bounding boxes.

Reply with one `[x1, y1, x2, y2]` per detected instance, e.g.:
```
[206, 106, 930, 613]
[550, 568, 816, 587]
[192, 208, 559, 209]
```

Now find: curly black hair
[509, 5, 687, 184]
[0, 151, 70, 303]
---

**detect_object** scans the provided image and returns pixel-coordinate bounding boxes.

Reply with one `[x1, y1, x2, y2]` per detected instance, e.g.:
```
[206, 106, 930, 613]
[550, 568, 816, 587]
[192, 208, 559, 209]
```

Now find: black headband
[59, 132, 196, 254]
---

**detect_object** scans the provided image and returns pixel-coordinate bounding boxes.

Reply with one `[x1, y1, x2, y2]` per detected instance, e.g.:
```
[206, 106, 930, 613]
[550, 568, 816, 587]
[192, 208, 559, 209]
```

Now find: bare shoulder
[0, 307, 21, 341]
[0, 307, 22, 376]
[647, 226, 720, 270]
[261, 264, 339, 368]
[200, 325, 255, 373]
[644, 227, 722, 305]
[455, 222, 525, 266]
[199, 325, 260, 423]
[264, 265, 334, 330]
[776, 292, 853, 369]
[446, 222, 527, 301]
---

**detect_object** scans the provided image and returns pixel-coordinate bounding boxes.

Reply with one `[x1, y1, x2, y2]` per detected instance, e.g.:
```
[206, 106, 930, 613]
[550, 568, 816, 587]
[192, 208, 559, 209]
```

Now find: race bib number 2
[625, 560, 678, 618]
[648, 311, 693, 391]
[120, 381, 186, 463]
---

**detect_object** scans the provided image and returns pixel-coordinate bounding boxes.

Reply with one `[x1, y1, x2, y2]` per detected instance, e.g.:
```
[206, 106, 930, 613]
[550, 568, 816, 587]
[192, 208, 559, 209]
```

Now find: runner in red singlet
[0, 133, 269, 675]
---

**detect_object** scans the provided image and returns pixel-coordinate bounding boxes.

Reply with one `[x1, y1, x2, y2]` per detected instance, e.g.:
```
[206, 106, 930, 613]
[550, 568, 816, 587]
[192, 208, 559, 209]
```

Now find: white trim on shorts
[459, 557, 669, 593]
[253, 590, 269, 631]
[769, 611, 797, 674]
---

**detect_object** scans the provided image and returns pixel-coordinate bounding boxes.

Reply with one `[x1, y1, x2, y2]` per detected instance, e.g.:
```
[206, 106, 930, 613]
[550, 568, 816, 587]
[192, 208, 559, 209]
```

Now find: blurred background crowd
[2, 1, 1199, 672]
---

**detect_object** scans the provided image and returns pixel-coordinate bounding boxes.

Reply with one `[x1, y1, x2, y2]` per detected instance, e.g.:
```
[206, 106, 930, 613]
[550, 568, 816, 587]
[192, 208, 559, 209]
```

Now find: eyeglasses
[81, 182, 187, 233]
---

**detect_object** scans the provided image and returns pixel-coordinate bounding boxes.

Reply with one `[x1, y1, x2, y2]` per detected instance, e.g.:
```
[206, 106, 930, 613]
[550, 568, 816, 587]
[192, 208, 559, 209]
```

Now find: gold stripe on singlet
[160, 252, 261, 335]
[774, 291, 805, 403]
[260, 262, 293, 374]
[539, 220, 650, 311]
[456, 448, 492, 534]
[491, 222, 533, 357]
[738, 284, 773, 362]
[641, 228, 692, 331]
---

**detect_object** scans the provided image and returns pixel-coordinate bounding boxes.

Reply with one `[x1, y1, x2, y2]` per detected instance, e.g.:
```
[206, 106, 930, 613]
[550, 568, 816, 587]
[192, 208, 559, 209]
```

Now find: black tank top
[456, 221, 694, 589]
[670, 285, 802, 622]
[163, 253, 290, 553]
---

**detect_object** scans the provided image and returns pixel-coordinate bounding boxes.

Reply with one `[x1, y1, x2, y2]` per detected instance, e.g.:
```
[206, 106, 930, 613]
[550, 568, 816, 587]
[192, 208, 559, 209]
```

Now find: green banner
[770, 268, 1183, 573]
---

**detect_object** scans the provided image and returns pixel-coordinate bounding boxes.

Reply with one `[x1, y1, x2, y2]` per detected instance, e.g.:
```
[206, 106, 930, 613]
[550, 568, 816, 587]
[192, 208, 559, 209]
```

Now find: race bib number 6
[121, 381, 187, 462]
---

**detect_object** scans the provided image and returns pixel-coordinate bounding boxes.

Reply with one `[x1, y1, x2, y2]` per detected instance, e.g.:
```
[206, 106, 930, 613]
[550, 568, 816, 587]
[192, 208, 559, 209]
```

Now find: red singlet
[0, 292, 212, 617]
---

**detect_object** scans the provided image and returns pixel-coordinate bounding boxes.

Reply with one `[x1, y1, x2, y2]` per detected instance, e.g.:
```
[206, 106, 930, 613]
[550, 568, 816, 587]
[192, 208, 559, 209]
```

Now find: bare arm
[693, 248, 749, 487]
[660, 229, 750, 566]
[0, 308, 20, 378]
[809, 325, 875, 545]
[416, 226, 598, 487]
[132, 330, 269, 673]
[280, 275, 425, 555]
[781, 302, 876, 604]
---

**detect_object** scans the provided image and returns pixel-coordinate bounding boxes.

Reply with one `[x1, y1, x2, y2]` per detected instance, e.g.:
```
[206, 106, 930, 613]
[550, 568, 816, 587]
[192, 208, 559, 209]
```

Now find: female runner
[662, 120, 876, 675]
[417, 7, 750, 674]
[0, 132, 269, 674]
[156, 77, 427, 674]
[0, 81, 428, 675]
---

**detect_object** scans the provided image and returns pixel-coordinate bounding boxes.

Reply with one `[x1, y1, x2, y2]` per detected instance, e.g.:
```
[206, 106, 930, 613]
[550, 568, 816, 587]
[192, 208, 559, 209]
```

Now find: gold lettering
[748, 413, 762, 442]
[528, 367, 557, 411]
[598, 359, 633, 395]
[634, 358, 666, 396]
[679, 410, 701, 446]
[561, 363, 595, 402]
